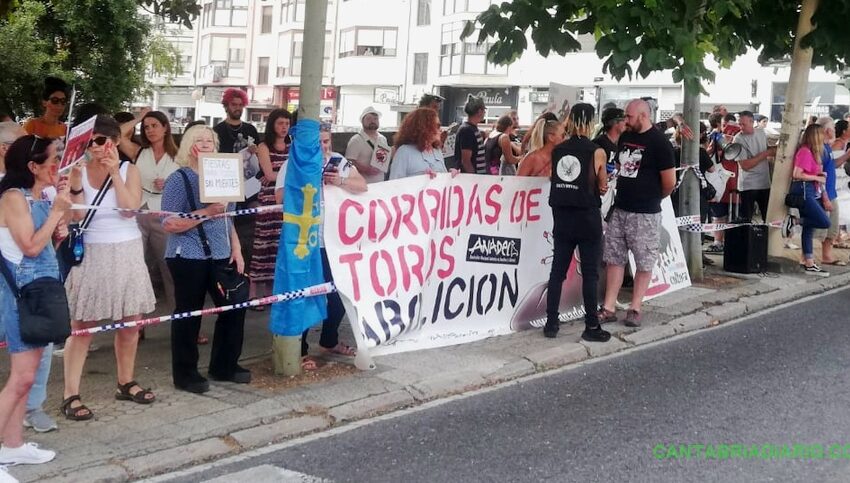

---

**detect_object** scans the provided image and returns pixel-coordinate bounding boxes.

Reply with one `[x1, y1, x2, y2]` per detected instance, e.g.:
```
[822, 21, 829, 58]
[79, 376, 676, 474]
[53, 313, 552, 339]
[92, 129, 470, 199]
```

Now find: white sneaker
[0, 443, 56, 465]
[0, 466, 18, 483]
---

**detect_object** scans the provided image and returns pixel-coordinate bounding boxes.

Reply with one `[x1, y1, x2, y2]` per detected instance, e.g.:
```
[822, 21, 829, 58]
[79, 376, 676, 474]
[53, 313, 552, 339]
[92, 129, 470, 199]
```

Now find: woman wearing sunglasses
[23, 77, 69, 139]
[62, 115, 157, 421]
[0, 136, 69, 479]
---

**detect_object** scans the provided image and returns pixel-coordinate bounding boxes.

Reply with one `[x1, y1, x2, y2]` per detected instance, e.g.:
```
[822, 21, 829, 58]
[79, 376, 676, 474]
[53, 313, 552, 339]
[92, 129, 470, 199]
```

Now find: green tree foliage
[1, 0, 199, 28]
[464, 1, 850, 94]
[0, 0, 184, 118]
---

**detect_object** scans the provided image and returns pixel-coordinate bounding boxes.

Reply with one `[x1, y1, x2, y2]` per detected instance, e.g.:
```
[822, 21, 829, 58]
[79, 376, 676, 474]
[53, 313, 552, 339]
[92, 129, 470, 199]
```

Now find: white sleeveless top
[136, 148, 178, 211]
[82, 163, 141, 244]
[0, 189, 31, 264]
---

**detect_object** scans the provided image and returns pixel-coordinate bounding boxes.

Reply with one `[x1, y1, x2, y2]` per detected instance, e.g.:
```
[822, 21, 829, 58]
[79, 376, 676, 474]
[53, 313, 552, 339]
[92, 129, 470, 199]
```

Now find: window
[260, 6, 273, 33]
[205, 36, 247, 78]
[257, 57, 270, 84]
[209, 0, 248, 27]
[439, 22, 506, 75]
[280, 0, 306, 23]
[176, 41, 194, 75]
[417, 0, 431, 26]
[278, 31, 332, 77]
[413, 53, 428, 84]
[338, 27, 398, 58]
[443, 0, 492, 14]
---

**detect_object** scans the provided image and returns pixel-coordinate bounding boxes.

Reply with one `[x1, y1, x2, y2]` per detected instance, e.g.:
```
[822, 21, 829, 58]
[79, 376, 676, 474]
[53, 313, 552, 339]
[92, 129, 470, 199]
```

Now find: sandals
[60, 395, 94, 421]
[115, 380, 156, 404]
[322, 343, 356, 357]
[197, 334, 209, 345]
[301, 356, 318, 371]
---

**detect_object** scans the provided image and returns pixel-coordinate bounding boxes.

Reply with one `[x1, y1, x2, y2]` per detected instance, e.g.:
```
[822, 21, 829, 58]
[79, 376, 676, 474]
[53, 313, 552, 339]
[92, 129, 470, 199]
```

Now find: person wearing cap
[213, 88, 259, 155]
[593, 107, 625, 174]
[345, 106, 390, 184]
[598, 99, 676, 328]
[454, 96, 488, 174]
[24, 77, 69, 139]
[733, 110, 775, 222]
[418, 93, 444, 111]
[545, 103, 610, 342]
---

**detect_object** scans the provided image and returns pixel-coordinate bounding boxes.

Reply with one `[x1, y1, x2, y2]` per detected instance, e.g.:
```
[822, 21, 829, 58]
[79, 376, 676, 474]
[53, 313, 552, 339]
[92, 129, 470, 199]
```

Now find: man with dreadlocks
[544, 103, 610, 342]
[598, 99, 676, 328]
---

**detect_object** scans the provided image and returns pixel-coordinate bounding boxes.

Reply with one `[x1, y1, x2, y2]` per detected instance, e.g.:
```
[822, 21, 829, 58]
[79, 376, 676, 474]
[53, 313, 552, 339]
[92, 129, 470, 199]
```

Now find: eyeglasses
[48, 97, 68, 106]
[88, 136, 109, 147]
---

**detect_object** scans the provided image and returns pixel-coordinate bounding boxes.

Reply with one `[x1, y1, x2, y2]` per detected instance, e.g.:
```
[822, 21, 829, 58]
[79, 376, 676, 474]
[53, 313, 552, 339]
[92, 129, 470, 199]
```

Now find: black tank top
[549, 135, 600, 208]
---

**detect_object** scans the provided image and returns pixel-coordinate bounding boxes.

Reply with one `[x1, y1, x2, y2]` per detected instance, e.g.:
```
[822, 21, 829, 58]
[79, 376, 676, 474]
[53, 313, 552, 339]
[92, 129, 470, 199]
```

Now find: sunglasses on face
[88, 136, 110, 147]
[48, 97, 67, 106]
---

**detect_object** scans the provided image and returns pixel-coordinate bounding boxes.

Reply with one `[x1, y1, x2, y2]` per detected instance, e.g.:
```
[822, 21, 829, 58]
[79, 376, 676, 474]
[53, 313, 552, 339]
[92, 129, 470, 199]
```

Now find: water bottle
[73, 234, 84, 263]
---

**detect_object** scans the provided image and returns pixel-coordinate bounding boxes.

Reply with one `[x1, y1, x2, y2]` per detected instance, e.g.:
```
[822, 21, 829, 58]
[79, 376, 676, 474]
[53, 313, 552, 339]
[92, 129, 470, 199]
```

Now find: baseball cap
[569, 103, 595, 125]
[601, 107, 625, 126]
[419, 93, 445, 106]
[360, 106, 381, 122]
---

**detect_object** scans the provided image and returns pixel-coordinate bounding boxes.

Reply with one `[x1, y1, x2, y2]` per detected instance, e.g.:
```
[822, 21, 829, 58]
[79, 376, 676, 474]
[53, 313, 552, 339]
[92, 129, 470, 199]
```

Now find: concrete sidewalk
[4, 250, 850, 482]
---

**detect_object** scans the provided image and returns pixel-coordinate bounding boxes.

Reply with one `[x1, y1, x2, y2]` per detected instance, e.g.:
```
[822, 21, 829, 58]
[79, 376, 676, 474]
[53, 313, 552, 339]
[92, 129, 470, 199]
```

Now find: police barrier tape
[676, 217, 785, 233]
[69, 203, 283, 221]
[0, 282, 336, 350]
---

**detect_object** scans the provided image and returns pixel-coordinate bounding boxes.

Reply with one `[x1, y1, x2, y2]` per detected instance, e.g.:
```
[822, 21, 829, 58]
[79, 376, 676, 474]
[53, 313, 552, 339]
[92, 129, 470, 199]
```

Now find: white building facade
[143, 0, 849, 131]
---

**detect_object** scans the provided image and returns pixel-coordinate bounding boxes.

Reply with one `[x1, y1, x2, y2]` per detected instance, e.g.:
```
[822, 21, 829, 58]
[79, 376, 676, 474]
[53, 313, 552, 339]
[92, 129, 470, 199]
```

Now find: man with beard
[345, 106, 391, 183]
[598, 99, 676, 328]
[213, 88, 259, 154]
[593, 107, 626, 174]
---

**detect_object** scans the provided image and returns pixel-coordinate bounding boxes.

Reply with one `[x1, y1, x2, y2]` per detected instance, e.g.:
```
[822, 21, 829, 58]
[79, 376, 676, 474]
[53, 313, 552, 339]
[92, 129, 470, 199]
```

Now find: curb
[44, 271, 850, 482]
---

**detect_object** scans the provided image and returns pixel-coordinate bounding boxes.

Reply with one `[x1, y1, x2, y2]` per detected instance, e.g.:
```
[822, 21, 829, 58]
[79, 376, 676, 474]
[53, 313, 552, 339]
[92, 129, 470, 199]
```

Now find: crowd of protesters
[1, 75, 849, 482]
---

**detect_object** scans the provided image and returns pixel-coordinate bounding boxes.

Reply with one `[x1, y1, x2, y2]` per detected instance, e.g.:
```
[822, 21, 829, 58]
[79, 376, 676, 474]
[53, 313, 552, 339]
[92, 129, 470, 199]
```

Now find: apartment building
[143, 0, 849, 131]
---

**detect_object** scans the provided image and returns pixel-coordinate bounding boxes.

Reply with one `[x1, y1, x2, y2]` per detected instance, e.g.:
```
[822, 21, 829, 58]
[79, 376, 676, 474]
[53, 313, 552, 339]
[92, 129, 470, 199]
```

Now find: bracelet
[70, 188, 83, 195]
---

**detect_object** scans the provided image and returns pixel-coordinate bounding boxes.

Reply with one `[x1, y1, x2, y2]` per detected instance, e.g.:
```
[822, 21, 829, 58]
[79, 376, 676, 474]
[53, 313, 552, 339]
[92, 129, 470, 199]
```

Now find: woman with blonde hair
[789, 123, 831, 275]
[517, 118, 565, 177]
[161, 125, 248, 393]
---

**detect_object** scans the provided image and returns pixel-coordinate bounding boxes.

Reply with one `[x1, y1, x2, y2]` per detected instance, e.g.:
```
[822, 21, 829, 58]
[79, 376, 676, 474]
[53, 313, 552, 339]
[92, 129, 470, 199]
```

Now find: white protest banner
[199, 153, 245, 203]
[325, 175, 691, 357]
[58, 115, 96, 174]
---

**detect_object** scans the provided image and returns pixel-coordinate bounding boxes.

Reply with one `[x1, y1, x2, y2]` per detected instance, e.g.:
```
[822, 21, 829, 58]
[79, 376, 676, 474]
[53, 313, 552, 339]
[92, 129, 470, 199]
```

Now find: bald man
[598, 99, 676, 327]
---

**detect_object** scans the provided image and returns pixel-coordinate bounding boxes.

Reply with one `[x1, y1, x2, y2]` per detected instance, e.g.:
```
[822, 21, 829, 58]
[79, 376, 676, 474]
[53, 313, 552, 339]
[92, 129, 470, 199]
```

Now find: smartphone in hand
[324, 155, 344, 173]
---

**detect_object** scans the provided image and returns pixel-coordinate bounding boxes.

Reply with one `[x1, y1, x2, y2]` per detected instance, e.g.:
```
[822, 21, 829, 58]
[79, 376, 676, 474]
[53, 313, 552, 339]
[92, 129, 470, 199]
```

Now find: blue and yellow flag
[270, 118, 327, 336]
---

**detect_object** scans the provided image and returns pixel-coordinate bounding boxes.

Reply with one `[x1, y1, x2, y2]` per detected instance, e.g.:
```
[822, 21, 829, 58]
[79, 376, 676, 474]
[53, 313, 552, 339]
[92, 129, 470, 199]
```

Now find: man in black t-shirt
[213, 88, 259, 155]
[593, 107, 625, 175]
[598, 99, 676, 328]
[453, 96, 488, 174]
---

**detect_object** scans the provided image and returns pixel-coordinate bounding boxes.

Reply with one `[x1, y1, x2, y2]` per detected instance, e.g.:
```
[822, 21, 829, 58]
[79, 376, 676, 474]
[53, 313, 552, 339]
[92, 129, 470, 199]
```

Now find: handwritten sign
[198, 153, 245, 203]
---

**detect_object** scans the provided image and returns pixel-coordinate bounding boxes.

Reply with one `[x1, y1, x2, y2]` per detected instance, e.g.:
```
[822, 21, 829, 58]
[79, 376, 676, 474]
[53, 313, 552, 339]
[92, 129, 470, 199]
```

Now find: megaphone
[722, 142, 743, 161]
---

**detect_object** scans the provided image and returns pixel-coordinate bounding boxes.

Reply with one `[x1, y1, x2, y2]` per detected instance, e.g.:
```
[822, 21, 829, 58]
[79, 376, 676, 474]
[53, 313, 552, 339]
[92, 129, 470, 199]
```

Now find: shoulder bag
[785, 180, 807, 209]
[0, 247, 71, 345]
[177, 169, 249, 304]
[57, 164, 122, 277]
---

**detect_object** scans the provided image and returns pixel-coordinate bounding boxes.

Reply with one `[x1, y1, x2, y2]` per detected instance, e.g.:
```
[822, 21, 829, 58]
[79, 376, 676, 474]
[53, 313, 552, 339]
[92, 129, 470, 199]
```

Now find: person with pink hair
[213, 88, 259, 155]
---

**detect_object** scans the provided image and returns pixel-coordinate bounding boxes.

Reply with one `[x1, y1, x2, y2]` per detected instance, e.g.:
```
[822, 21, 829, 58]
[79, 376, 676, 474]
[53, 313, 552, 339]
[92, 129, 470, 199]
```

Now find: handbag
[785, 181, 806, 209]
[0, 247, 71, 345]
[177, 169, 249, 304]
[57, 167, 118, 276]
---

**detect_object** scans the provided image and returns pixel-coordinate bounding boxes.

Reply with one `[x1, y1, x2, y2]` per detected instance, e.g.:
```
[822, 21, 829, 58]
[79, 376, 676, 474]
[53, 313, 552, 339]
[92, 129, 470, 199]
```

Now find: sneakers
[781, 214, 795, 239]
[704, 243, 724, 254]
[0, 466, 18, 483]
[209, 366, 252, 384]
[624, 309, 642, 327]
[597, 307, 618, 323]
[543, 320, 559, 338]
[23, 409, 58, 433]
[804, 264, 830, 277]
[581, 326, 611, 343]
[0, 443, 56, 466]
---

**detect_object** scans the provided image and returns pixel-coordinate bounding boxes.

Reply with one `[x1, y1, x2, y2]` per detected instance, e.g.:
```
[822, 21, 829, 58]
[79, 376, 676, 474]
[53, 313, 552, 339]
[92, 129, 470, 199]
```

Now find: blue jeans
[796, 183, 831, 259]
[26, 344, 53, 411]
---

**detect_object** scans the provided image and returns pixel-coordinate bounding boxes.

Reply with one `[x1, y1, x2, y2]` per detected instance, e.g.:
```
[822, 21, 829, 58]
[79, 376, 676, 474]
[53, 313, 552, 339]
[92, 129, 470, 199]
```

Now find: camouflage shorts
[603, 208, 661, 272]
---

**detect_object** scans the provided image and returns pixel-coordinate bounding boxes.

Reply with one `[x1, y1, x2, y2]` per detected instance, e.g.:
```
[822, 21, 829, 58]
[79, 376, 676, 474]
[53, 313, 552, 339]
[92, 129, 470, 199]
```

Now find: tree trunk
[274, 0, 329, 376]
[679, 86, 703, 280]
[765, 0, 819, 258]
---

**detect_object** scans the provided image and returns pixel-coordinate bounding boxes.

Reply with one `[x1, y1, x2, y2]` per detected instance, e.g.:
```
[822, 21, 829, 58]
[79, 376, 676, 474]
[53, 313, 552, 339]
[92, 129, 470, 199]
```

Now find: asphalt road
[162, 287, 850, 483]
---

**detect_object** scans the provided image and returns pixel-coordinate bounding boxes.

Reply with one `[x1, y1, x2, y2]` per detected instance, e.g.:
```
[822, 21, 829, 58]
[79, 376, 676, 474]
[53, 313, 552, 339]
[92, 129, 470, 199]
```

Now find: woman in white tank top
[62, 115, 157, 422]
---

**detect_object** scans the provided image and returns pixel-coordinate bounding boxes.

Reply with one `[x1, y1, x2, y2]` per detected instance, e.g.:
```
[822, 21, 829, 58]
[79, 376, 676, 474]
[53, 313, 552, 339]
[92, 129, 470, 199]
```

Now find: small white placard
[199, 153, 245, 203]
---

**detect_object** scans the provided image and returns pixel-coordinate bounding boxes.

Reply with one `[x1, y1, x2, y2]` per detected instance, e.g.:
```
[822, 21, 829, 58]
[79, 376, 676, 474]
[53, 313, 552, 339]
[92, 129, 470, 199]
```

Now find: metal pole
[680, 87, 703, 280]
[273, 0, 329, 376]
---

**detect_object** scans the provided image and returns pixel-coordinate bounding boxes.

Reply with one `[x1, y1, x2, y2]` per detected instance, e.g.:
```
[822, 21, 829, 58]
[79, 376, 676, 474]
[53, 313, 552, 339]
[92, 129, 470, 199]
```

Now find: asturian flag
[270, 118, 327, 336]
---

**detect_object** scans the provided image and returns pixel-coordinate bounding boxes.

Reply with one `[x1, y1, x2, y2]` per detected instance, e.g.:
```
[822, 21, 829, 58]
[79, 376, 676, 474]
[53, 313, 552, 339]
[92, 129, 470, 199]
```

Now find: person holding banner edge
[544, 103, 610, 342]
[275, 123, 367, 370]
